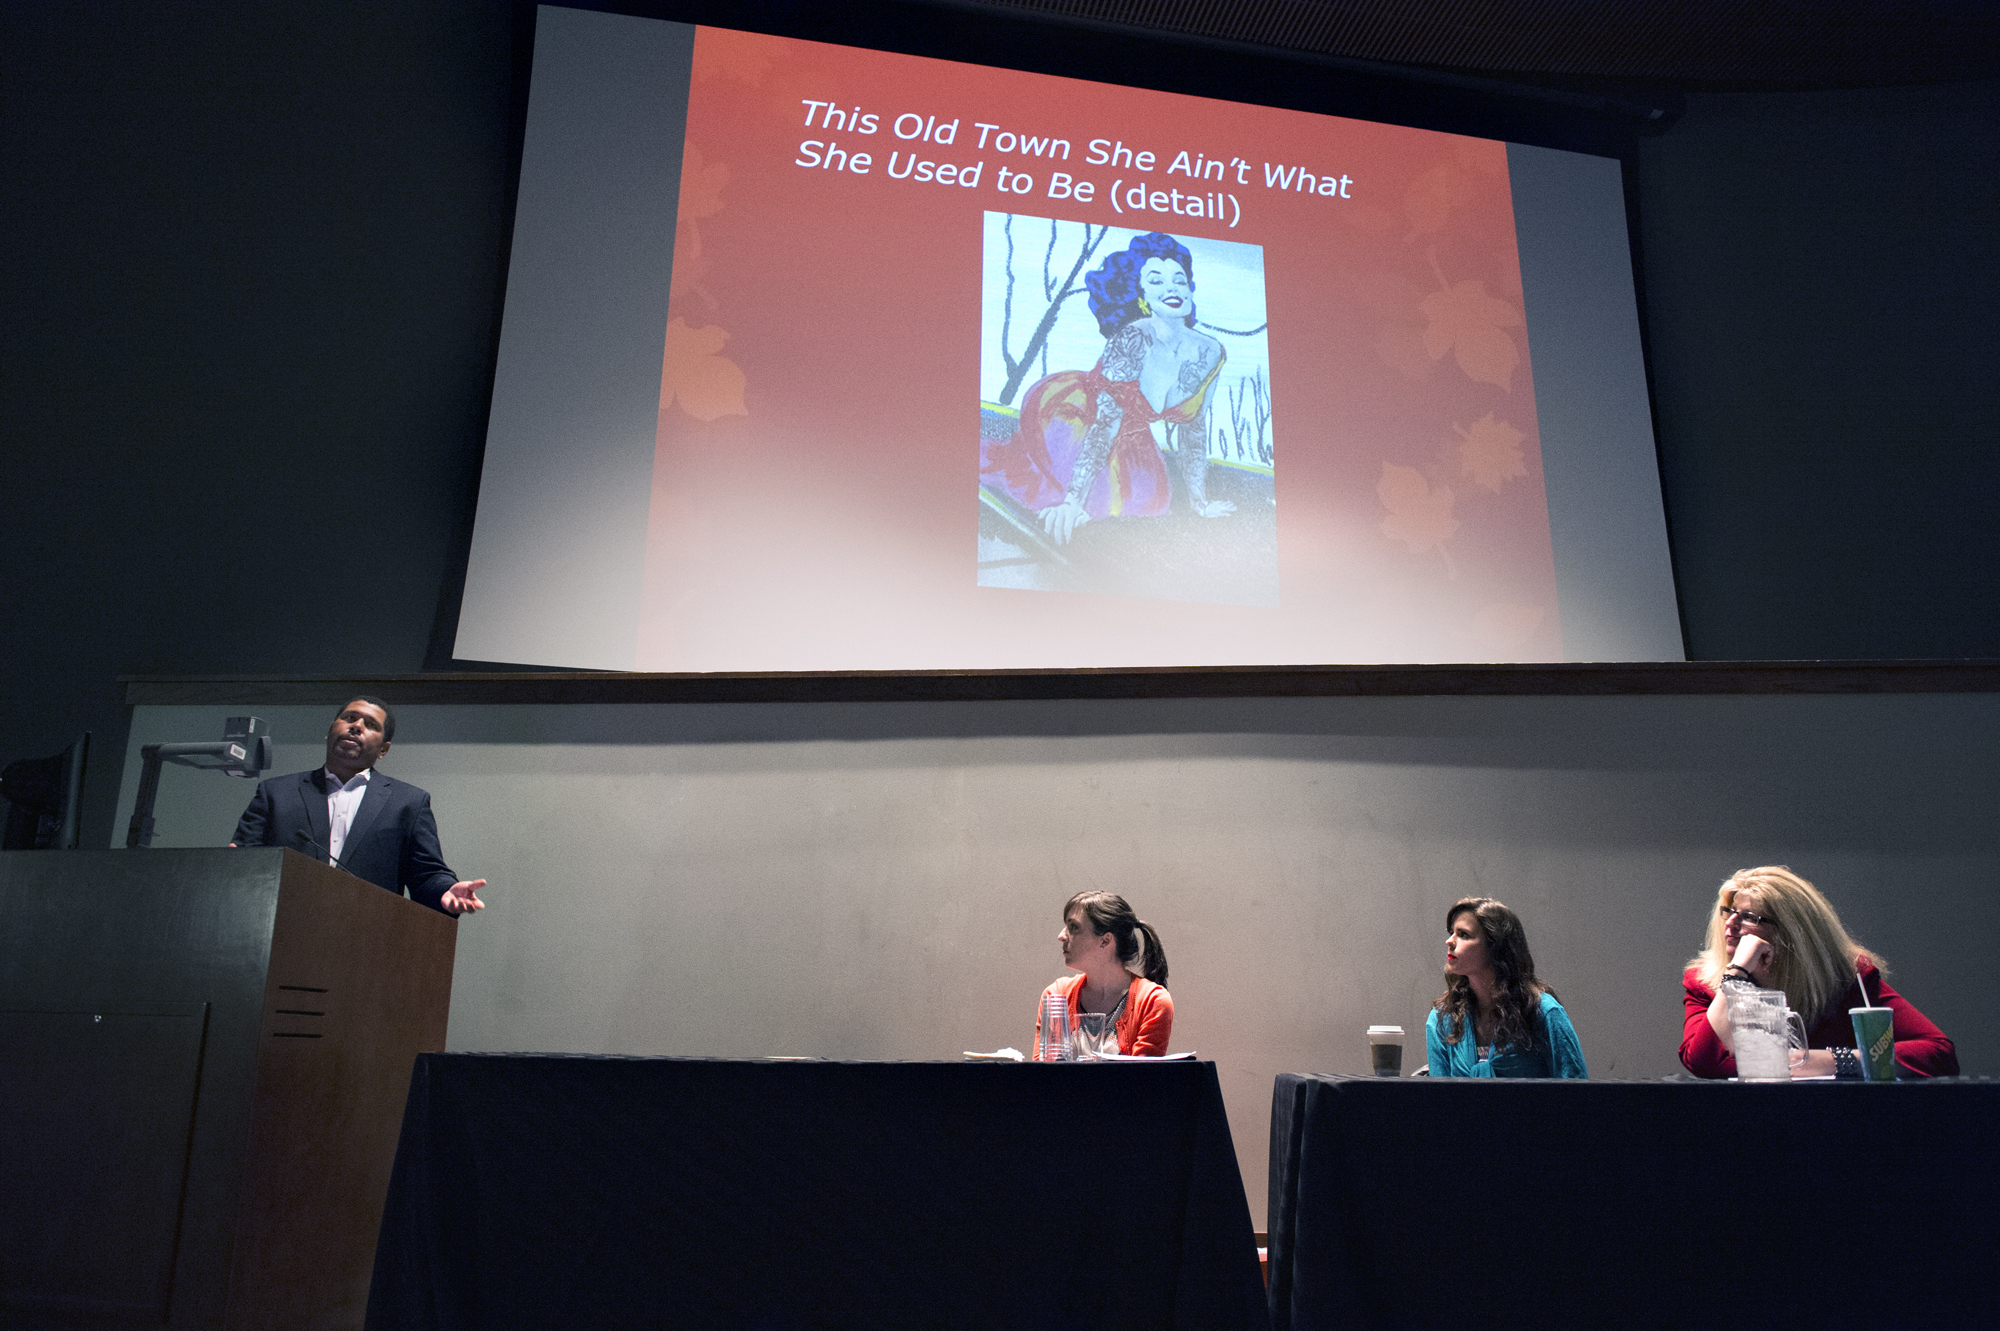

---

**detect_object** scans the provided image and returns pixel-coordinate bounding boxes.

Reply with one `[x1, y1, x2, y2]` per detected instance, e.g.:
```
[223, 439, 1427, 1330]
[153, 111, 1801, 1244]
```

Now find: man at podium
[231, 697, 487, 915]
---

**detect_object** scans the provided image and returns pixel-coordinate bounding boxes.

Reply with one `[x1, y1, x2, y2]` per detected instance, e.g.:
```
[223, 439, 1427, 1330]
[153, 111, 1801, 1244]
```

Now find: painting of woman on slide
[981, 231, 1236, 545]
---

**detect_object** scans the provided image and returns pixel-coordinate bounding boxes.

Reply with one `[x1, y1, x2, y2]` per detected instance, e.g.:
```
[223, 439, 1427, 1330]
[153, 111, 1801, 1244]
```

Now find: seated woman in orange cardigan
[1033, 891, 1174, 1058]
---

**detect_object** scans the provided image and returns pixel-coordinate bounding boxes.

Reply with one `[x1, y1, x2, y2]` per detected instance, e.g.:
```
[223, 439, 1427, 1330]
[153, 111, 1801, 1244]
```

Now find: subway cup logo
[1869, 1027, 1894, 1064]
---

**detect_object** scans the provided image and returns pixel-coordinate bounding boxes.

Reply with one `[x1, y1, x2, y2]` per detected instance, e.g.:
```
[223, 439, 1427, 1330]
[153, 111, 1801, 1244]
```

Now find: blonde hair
[1687, 866, 1883, 1023]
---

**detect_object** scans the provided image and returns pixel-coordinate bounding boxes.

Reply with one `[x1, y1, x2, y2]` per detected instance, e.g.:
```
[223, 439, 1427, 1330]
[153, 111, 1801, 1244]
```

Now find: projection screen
[454, 5, 1682, 670]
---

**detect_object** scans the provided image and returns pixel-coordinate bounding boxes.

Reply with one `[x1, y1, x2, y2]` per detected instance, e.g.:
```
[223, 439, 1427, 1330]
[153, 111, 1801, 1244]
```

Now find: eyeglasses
[1719, 904, 1775, 929]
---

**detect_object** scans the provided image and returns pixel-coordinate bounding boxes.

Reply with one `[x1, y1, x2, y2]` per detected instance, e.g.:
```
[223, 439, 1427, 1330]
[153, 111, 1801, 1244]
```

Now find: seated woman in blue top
[1426, 896, 1587, 1078]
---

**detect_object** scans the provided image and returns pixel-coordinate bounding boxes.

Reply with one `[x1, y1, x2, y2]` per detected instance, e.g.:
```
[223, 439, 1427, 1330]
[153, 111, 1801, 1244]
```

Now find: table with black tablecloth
[366, 1054, 1267, 1330]
[1266, 1074, 1999, 1331]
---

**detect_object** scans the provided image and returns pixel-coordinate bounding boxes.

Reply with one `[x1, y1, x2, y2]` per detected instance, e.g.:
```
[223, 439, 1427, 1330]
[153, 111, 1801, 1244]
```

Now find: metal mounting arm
[125, 718, 273, 849]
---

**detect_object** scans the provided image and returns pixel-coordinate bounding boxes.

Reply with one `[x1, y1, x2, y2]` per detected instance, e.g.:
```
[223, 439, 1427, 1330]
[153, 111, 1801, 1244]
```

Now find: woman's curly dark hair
[1434, 897, 1558, 1051]
[1084, 232, 1197, 337]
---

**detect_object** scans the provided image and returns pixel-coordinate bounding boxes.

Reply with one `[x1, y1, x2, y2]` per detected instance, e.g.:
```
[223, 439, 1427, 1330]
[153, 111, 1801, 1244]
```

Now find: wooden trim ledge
[122, 661, 2000, 706]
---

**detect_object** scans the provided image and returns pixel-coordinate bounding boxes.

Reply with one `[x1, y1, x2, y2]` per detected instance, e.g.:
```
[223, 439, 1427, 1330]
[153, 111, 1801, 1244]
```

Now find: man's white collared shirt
[325, 767, 371, 865]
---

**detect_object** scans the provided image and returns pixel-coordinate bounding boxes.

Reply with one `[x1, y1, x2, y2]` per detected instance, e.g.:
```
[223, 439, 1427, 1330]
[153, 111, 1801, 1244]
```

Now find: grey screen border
[1509, 141, 1685, 661]
[452, 7, 695, 671]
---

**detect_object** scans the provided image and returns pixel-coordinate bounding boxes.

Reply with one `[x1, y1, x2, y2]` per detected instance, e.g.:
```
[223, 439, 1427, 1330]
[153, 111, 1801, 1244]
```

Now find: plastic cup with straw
[1849, 955, 1895, 1082]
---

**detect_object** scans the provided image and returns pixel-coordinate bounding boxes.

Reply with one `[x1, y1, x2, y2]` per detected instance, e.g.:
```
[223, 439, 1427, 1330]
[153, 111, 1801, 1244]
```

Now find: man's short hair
[337, 696, 397, 743]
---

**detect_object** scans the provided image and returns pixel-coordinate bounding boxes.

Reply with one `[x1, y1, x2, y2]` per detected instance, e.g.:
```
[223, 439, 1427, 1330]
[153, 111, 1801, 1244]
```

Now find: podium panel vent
[268, 983, 332, 1040]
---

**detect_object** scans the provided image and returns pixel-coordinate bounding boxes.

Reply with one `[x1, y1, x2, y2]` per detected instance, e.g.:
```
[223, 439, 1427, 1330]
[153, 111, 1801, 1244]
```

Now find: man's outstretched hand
[441, 879, 487, 915]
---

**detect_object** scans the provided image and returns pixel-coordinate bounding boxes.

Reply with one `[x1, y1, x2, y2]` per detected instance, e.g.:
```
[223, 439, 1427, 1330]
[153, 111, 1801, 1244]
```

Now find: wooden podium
[0, 848, 456, 1330]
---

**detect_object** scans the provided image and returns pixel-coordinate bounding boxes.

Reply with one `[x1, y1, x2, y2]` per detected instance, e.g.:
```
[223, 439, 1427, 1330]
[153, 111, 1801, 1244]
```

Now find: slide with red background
[638, 25, 1557, 670]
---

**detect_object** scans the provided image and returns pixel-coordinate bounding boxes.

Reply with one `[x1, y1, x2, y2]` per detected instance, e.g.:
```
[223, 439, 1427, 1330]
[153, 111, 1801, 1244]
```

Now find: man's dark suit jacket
[234, 768, 459, 913]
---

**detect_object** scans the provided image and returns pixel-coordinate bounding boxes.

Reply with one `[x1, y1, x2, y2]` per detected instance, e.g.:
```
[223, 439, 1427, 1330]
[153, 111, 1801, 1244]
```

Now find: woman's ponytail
[1132, 919, 1169, 987]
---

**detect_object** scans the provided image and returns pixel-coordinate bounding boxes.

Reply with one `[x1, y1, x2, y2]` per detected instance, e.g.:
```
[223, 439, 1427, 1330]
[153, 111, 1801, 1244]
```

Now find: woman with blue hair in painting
[982, 231, 1234, 544]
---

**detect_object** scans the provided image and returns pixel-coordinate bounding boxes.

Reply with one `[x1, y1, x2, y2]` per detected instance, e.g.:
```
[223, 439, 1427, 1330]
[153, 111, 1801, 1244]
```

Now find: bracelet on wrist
[1832, 1047, 1863, 1080]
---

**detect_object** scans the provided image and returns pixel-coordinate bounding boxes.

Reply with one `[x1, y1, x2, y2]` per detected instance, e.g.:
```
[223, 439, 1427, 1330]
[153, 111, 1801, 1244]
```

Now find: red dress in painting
[981, 350, 1225, 521]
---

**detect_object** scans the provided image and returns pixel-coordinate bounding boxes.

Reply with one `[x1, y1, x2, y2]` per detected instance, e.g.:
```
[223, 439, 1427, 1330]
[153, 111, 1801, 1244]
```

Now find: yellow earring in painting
[1136, 296, 1152, 317]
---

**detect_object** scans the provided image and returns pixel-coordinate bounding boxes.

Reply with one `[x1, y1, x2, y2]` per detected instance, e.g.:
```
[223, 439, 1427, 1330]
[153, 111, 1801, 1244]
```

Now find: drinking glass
[1074, 1012, 1116, 1061]
[1040, 991, 1070, 1061]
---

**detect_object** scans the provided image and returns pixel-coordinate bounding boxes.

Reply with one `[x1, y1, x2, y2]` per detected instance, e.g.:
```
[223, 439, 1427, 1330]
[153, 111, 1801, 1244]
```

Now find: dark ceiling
[960, 0, 2000, 88]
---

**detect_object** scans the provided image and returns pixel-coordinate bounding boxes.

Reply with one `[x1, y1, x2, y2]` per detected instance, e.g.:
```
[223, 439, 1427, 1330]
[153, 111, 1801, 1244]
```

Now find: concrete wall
[117, 691, 2000, 1227]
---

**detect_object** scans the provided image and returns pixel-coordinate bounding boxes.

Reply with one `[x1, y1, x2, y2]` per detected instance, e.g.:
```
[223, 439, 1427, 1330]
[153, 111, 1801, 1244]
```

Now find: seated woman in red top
[1681, 865, 1957, 1079]
[1032, 891, 1174, 1058]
